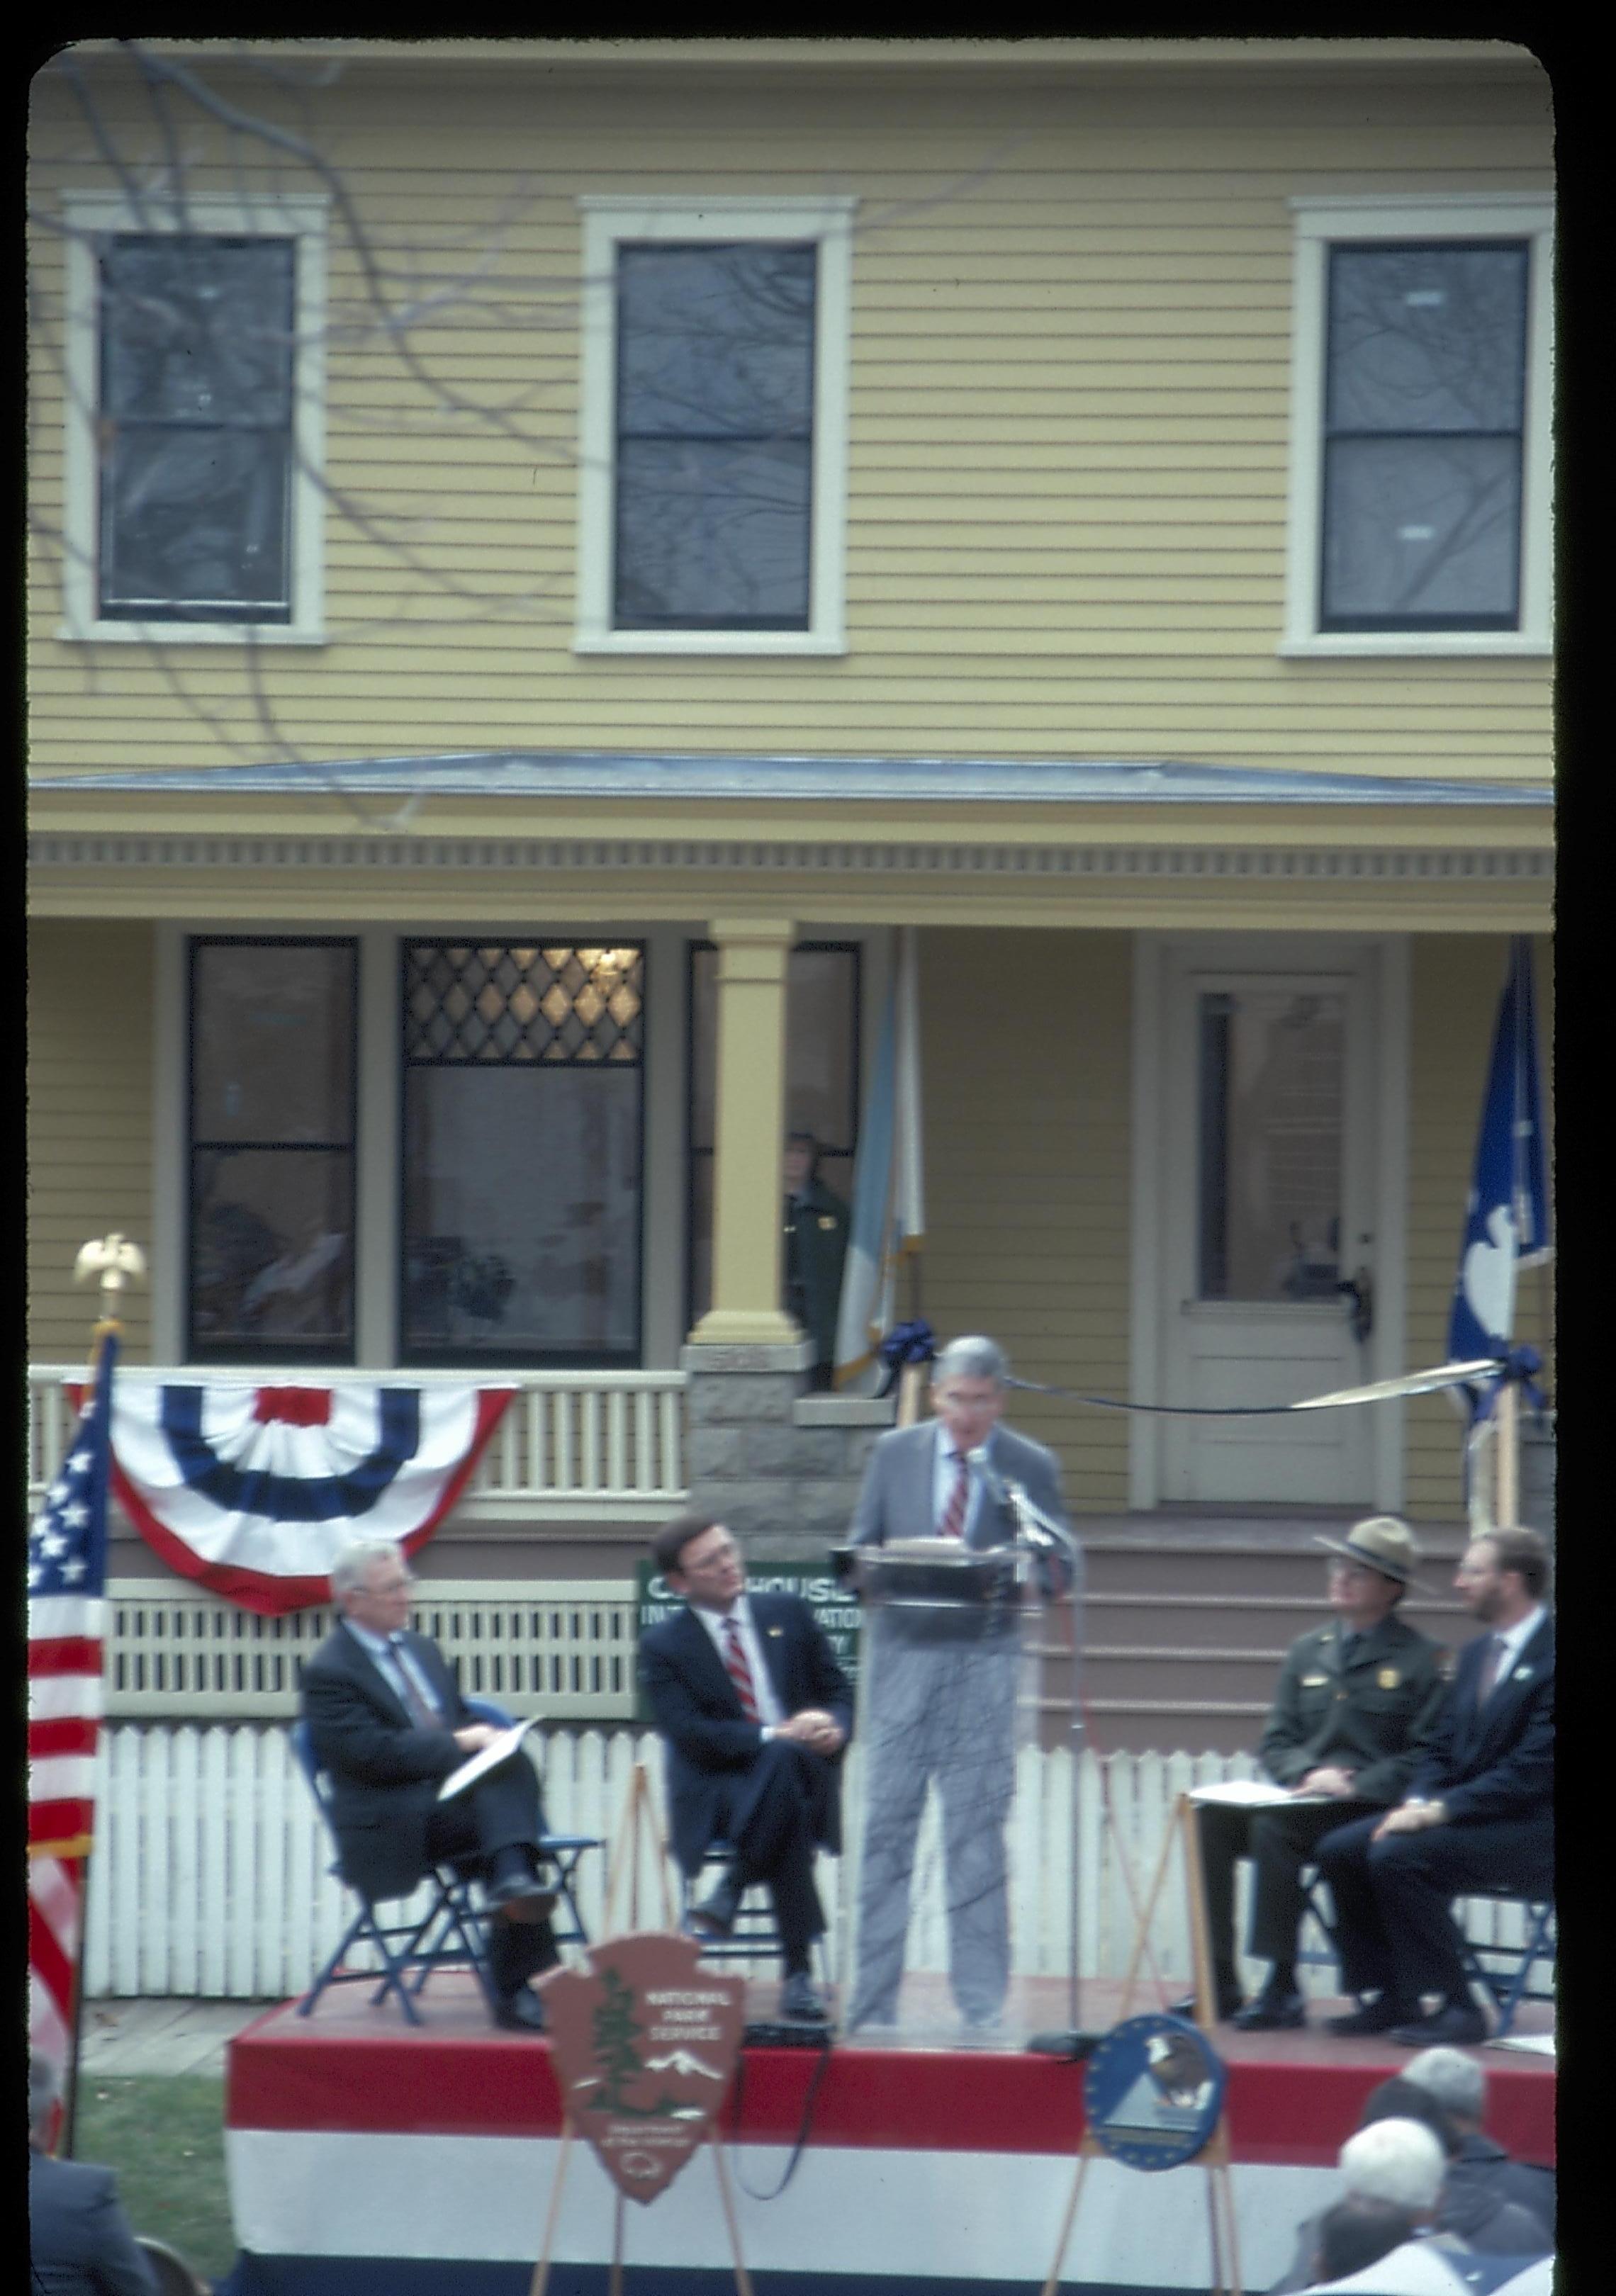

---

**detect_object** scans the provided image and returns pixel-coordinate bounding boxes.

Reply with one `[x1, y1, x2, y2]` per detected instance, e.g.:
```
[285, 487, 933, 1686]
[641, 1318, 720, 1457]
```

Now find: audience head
[652, 1514, 744, 1612]
[1401, 2045, 1486, 2132]
[329, 1538, 415, 1636]
[1358, 2075, 1462, 2160]
[1315, 2193, 1422, 2284]
[1338, 2118, 1447, 2217]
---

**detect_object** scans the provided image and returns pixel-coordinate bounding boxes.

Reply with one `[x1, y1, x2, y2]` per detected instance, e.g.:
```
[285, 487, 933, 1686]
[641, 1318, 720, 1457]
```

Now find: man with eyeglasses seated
[302, 1536, 561, 2032]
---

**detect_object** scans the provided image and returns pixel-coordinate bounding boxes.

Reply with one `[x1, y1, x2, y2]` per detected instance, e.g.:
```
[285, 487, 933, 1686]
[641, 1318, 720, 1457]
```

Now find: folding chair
[292, 1718, 499, 2025]
[1456, 1889, 1556, 2039]
[678, 1838, 832, 1986]
[461, 1696, 600, 1949]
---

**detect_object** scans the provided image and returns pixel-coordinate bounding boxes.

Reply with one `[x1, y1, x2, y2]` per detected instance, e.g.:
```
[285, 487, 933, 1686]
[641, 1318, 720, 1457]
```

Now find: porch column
[689, 916, 801, 1347]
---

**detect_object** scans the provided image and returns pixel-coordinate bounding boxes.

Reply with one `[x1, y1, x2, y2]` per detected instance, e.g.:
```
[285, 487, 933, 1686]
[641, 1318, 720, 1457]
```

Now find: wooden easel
[1041, 1793, 1242, 2296]
[528, 1763, 755, 2296]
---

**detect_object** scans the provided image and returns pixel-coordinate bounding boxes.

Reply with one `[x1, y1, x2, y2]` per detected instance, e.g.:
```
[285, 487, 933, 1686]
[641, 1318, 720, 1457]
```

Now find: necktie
[722, 1615, 761, 1722]
[938, 1451, 971, 1540]
[1476, 1634, 1508, 1704]
[389, 1636, 440, 1728]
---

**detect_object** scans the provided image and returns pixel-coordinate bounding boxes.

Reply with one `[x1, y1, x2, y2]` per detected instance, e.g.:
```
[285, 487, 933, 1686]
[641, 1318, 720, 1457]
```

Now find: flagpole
[60, 1235, 146, 2158]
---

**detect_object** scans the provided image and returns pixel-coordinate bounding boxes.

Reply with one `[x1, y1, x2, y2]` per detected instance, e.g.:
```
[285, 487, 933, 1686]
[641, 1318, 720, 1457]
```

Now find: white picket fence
[81, 1728, 1548, 2005]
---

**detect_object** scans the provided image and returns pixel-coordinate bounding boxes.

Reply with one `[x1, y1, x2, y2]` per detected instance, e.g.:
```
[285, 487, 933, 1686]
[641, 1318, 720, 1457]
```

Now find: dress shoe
[1232, 1988, 1307, 2033]
[1390, 2002, 1487, 2047]
[1169, 1988, 1245, 2024]
[1325, 1996, 1420, 2037]
[779, 1971, 829, 2023]
[683, 1876, 741, 1940]
[492, 1986, 548, 2033]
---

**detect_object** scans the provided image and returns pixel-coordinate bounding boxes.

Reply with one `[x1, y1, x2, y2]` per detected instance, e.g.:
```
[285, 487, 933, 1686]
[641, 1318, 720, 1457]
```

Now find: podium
[836, 1527, 1084, 2046]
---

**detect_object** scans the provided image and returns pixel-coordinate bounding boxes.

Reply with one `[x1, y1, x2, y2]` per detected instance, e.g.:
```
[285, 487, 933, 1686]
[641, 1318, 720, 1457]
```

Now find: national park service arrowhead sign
[542, 1931, 747, 2203]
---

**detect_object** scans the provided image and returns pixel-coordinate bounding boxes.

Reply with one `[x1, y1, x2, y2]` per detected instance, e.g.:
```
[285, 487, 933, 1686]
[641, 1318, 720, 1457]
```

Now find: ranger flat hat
[1313, 1515, 1424, 1587]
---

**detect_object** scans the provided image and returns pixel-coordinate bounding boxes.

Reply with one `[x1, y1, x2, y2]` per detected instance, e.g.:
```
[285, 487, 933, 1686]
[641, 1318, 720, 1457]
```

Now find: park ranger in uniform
[1184, 1516, 1451, 2031]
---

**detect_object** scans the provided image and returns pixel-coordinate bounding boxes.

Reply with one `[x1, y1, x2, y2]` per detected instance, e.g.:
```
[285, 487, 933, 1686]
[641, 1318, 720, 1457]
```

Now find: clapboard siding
[916, 927, 1133, 1510]
[1403, 936, 1554, 1520]
[26, 919, 155, 1363]
[28, 50, 1552, 777]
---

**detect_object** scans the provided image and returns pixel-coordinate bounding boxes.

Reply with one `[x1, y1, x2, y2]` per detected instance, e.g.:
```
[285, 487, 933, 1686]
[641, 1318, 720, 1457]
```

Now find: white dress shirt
[1485, 1604, 1547, 1686]
[692, 1594, 787, 1731]
[345, 1618, 444, 1722]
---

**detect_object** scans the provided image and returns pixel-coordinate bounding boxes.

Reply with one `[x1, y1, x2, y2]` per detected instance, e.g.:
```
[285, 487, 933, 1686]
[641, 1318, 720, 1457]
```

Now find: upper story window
[1283, 197, 1552, 658]
[576, 198, 855, 656]
[60, 192, 326, 645]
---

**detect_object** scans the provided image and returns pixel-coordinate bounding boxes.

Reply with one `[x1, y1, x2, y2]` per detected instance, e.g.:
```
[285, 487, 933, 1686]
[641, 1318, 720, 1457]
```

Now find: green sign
[634, 1557, 863, 1721]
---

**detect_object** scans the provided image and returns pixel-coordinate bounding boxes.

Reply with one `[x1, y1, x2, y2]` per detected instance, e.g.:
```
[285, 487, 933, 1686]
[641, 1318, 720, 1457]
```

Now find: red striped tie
[722, 1615, 761, 1721]
[939, 1451, 970, 1539]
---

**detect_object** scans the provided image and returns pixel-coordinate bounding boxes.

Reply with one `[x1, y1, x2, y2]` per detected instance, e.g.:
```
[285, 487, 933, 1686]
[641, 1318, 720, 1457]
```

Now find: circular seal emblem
[1082, 2014, 1228, 2171]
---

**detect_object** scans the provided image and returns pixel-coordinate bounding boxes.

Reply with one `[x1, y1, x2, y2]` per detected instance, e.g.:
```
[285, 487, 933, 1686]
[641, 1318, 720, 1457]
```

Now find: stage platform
[221, 1975, 1554, 2296]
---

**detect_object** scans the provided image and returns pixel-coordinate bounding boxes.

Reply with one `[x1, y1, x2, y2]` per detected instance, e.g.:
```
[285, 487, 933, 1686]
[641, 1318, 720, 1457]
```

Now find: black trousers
[1313, 1810, 1553, 2004]
[702, 1738, 834, 1973]
[422, 1752, 559, 1996]
[1192, 1796, 1384, 1971]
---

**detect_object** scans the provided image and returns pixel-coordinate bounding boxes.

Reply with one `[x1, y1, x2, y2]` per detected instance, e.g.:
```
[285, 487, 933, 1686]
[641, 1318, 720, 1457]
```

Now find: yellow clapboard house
[27, 41, 1553, 1700]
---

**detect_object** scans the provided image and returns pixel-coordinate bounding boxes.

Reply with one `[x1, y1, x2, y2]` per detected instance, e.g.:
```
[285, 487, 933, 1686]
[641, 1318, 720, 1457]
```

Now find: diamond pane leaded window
[1320, 241, 1530, 632]
[99, 235, 296, 621]
[400, 944, 645, 1363]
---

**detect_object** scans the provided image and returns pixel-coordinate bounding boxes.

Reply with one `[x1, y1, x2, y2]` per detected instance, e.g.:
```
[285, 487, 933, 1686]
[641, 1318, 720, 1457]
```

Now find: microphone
[966, 1446, 1009, 1507]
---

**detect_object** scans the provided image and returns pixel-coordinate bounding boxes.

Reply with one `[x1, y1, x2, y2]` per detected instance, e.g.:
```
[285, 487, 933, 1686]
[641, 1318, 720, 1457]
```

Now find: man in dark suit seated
[639, 1512, 853, 2025]
[1315, 1526, 1553, 2046]
[28, 2049, 157, 2295]
[301, 1537, 561, 2033]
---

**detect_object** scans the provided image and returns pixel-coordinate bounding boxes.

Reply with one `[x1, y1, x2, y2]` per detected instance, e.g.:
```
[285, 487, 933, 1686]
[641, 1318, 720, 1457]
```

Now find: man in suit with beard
[639, 1513, 854, 2025]
[1315, 1526, 1554, 2045]
[301, 1538, 561, 2032]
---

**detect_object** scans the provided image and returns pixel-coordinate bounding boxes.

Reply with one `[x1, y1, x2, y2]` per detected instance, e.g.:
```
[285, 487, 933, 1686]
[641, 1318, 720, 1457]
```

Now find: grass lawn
[72, 2074, 237, 2287]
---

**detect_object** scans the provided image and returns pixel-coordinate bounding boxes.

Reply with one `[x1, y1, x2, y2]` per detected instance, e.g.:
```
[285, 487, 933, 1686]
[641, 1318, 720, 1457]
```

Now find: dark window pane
[403, 1069, 641, 1356]
[102, 237, 295, 424]
[1322, 436, 1521, 625]
[191, 1148, 353, 1347]
[1327, 244, 1527, 435]
[615, 437, 812, 626]
[101, 427, 291, 614]
[193, 943, 354, 1144]
[1198, 989, 1343, 1304]
[617, 244, 815, 436]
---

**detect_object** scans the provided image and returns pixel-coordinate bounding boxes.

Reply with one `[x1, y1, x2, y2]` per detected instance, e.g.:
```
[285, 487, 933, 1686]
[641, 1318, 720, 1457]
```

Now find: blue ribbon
[1474, 1344, 1547, 1420]
[876, 1319, 936, 1397]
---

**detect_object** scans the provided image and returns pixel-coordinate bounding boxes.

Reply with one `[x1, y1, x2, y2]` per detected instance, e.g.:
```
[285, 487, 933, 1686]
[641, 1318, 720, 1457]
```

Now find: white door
[1157, 943, 1381, 1504]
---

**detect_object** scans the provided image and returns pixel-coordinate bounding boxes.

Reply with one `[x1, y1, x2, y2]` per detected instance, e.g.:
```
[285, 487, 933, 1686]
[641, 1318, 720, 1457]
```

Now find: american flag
[28, 1332, 116, 2074]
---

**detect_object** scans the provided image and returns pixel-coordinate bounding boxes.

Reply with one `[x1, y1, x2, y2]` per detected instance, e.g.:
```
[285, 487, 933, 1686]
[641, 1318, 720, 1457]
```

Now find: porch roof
[30, 751, 1552, 810]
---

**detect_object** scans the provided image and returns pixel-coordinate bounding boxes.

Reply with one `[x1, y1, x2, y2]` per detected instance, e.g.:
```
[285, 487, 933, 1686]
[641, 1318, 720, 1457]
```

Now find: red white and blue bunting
[83, 1380, 517, 1616]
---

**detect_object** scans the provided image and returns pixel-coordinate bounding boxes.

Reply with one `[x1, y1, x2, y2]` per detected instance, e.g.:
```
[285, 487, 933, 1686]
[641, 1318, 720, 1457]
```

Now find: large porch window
[400, 941, 646, 1366]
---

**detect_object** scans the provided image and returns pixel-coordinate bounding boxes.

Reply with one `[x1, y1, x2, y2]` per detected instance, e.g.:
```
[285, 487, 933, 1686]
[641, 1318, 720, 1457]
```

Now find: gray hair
[932, 1334, 1009, 1388]
[330, 1538, 406, 1599]
[1401, 2046, 1486, 2124]
[1339, 2120, 1446, 2214]
[29, 2049, 60, 2140]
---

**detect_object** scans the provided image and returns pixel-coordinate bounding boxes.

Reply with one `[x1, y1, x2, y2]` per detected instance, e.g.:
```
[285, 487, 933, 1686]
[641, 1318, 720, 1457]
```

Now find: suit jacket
[301, 1621, 478, 1901]
[639, 1592, 854, 1875]
[1258, 1612, 1449, 1805]
[849, 1418, 1076, 1597]
[28, 2150, 157, 2296]
[1408, 1614, 1554, 1828]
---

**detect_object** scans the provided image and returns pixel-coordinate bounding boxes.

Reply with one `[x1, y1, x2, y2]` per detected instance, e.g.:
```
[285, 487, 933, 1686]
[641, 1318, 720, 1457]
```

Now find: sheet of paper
[438, 1716, 537, 1801]
[1488, 2031, 1555, 2058]
[1186, 1781, 1328, 1808]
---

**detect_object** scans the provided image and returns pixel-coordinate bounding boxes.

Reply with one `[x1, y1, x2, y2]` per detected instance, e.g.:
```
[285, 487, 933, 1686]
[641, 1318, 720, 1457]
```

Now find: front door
[1157, 942, 1381, 1504]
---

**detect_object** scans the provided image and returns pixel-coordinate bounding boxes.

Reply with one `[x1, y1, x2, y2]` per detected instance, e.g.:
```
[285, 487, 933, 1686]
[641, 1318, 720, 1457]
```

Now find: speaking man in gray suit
[846, 1334, 1076, 2030]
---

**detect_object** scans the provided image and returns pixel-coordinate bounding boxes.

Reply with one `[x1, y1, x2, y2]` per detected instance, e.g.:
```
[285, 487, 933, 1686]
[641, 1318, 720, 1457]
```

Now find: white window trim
[1281, 193, 1553, 659]
[575, 195, 855, 656]
[58, 189, 328, 646]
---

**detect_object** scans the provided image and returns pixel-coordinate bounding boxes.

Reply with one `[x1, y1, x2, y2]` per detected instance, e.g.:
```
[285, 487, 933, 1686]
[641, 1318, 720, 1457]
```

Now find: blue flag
[1447, 941, 1551, 1413]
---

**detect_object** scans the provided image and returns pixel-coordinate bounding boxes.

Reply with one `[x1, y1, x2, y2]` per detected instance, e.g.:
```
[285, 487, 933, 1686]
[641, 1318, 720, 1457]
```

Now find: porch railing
[27, 1363, 688, 1523]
